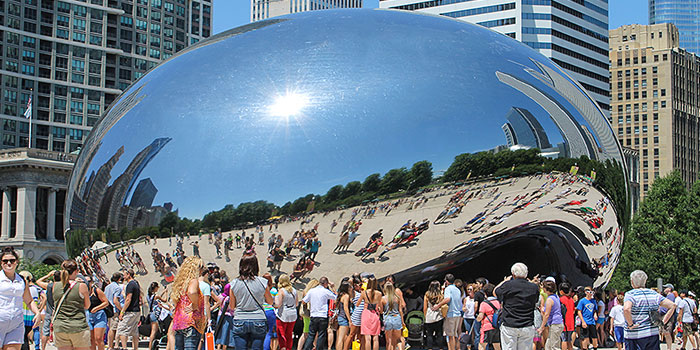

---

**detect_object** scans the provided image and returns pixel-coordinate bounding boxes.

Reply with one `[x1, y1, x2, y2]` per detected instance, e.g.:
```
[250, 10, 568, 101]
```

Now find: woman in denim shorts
[85, 277, 110, 350]
[335, 281, 352, 350]
[382, 282, 404, 350]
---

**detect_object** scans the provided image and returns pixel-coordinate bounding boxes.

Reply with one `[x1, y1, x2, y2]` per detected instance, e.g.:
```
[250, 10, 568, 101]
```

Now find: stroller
[405, 310, 424, 346]
[148, 314, 172, 350]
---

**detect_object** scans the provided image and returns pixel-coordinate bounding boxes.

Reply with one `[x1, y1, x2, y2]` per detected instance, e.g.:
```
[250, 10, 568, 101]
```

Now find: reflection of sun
[268, 92, 309, 118]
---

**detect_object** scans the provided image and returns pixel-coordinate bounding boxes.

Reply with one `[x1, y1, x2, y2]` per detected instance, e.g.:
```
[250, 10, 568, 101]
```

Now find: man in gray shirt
[104, 272, 124, 350]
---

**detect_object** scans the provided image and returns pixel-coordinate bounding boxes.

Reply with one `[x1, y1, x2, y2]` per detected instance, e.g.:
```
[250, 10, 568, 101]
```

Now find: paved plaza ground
[102, 172, 620, 291]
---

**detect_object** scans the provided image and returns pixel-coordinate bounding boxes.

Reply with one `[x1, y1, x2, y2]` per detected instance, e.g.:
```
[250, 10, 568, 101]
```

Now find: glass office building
[0, 0, 211, 152]
[379, 0, 610, 114]
[650, 0, 700, 55]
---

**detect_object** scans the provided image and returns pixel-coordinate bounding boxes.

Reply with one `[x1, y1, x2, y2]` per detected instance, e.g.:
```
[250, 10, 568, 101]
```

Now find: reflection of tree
[444, 148, 629, 228]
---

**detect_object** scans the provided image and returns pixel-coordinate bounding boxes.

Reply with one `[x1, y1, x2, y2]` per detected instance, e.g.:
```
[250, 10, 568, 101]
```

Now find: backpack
[484, 299, 502, 330]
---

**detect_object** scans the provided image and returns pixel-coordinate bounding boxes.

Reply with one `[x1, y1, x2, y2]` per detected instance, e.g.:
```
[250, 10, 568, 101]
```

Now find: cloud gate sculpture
[65, 9, 628, 289]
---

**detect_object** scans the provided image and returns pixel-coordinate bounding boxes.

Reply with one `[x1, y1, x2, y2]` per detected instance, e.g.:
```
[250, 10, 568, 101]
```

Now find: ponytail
[60, 259, 79, 291]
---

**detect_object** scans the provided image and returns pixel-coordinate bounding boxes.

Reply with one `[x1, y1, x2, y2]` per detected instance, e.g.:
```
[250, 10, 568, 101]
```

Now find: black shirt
[125, 280, 141, 312]
[495, 278, 539, 328]
[474, 290, 486, 311]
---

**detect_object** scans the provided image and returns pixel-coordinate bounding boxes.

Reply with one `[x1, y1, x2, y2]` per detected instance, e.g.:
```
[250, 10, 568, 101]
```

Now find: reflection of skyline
[130, 178, 158, 208]
[98, 137, 172, 230]
[502, 107, 552, 149]
[496, 71, 597, 160]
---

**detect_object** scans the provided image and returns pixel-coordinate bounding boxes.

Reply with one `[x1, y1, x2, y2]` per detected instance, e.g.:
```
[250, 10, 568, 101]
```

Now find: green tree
[379, 168, 409, 194]
[362, 173, 381, 193]
[408, 160, 433, 190]
[159, 212, 179, 231]
[324, 185, 343, 203]
[609, 171, 700, 290]
[341, 181, 362, 199]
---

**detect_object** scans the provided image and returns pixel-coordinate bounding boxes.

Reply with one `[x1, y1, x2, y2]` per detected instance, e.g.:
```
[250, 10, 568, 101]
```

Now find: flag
[23, 95, 31, 119]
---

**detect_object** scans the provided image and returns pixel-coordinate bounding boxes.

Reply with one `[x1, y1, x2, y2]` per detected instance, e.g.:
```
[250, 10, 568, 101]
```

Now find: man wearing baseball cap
[660, 283, 676, 350]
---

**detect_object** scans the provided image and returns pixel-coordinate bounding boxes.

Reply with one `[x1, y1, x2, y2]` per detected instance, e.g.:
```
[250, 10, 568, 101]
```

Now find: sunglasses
[1, 259, 16, 264]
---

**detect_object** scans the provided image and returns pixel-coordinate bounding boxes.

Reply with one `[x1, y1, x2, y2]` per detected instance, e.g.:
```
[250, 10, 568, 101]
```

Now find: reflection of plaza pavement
[102, 173, 621, 289]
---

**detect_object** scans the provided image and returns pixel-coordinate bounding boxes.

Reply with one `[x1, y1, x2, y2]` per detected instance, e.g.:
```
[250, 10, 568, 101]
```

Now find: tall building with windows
[610, 23, 700, 197]
[649, 0, 700, 55]
[378, 0, 610, 113]
[0, 0, 211, 153]
[251, 0, 362, 22]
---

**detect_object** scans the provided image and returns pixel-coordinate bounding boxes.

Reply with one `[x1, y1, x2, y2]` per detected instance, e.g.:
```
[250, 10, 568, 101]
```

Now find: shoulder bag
[240, 278, 267, 313]
[102, 287, 115, 318]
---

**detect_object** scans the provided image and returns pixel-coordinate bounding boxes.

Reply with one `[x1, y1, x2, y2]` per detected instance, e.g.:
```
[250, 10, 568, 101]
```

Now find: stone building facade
[0, 147, 75, 264]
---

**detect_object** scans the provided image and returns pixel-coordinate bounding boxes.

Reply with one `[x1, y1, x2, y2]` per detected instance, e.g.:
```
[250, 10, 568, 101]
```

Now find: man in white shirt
[301, 277, 336, 350]
[676, 290, 698, 350]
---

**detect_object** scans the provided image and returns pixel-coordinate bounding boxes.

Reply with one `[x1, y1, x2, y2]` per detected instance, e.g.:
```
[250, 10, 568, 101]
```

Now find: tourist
[343, 277, 363, 350]
[274, 274, 298, 350]
[576, 287, 598, 350]
[659, 283, 676, 350]
[230, 254, 273, 350]
[171, 257, 206, 350]
[382, 282, 404, 350]
[623, 270, 676, 350]
[52, 259, 91, 350]
[147, 282, 166, 350]
[539, 280, 563, 350]
[84, 276, 110, 350]
[117, 270, 141, 350]
[558, 283, 576, 350]
[104, 272, 123, 350]
[215, 283, 235, 350]
[334, 281, 352, 350]
[302, 277, 336, 350]
[494, 263, 539, 350]
[676, 289, 697, 350]
[360, 276, 382, 350]
[595, 292, 606, 346]
[34, 270, 60, 350]
[0, 247, 41, 350]
[608, 294, 625, 350]
[463, 284, 477, 350]
[424, 280, 445, 349]
[432, 274, 462, 350]
[477, 283, 500, 350]
[298, 280, 318, 350]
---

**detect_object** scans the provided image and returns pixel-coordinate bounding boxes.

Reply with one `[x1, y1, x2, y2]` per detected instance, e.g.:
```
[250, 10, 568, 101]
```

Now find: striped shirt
[623, 288, 665, 339]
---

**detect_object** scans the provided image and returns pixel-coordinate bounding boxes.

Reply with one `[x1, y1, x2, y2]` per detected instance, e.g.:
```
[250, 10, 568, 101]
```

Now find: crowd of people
[1, 238, 692, 350]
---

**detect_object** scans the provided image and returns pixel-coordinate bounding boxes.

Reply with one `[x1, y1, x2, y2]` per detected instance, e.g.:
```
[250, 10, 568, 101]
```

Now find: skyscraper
[378, 0, 610, 113]
[650, 0, 700, 55]
[0, 0, 211, 153]
[609, 23, 700, 197]
[251, 0, 362, 22]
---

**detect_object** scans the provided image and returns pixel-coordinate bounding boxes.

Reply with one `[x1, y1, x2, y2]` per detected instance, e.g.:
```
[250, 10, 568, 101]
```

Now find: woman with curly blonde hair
[170, 257, 206, 350]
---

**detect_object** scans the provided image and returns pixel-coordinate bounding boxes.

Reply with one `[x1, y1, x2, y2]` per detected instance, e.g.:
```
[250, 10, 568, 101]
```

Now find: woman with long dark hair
[84, 276, 109, 350]
[360, 276, 383, 350]
[0, 247, 41, 350]
[230, 254, 273, 350]
[334, 281, 352, 350]
[52, 259, 91, 350]
[343, 276, 363, 350]
[147, 282, 167, 350]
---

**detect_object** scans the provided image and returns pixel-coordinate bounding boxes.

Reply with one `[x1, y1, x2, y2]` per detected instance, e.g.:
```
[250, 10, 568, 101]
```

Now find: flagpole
[27, 89, 32, 149]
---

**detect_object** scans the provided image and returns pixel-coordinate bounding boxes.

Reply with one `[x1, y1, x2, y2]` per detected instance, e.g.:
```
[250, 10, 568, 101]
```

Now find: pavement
[101, 173, 621, 290]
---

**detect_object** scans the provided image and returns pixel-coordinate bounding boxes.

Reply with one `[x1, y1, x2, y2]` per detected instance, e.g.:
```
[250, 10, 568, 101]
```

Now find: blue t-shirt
[445, 284, 462, 318]
[577, 298, 597, 325]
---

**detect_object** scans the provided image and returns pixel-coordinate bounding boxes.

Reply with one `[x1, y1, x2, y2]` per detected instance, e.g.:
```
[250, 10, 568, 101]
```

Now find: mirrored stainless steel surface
[66, 9, 628, 288]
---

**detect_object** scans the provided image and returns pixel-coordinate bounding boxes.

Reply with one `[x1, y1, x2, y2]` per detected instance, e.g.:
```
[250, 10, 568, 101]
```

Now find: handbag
[440, 304, 449, 318]
[204, 325, 215, 350]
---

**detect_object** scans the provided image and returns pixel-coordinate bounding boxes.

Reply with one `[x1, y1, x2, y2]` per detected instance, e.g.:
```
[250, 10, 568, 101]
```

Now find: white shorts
[0, 323, 24, 346]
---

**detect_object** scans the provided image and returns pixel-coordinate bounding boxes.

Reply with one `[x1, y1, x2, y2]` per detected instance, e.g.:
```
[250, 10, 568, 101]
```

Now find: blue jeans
[174, 326, 202, 350]
[232, 319, 267, 350]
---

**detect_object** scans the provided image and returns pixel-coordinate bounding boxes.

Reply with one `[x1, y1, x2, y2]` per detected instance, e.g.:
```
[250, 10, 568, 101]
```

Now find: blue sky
[212, 0, 648, 35]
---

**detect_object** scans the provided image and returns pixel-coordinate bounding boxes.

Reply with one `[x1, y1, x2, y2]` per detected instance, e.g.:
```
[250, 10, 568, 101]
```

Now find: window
[90, 35, 102, 45]
[71, 73, 84, 83]
[69, 129, 83, 141]
[73, 19, 86, 30]
[149, 48, 160, 59]
[74, 5, 87, 17]
[72, 59, 85, 72]
[661, 101, 666, 108]
[661, 89, 666, 97]
[70, 87, 84, 98]
[69, 114, 83, 125]
[57, 1, 71, 13]
[23, 37, 36, 48]
[5, 61, 19, 73]
[54, 98, 67, 110]
[52, 127, 66, 138]
[150, 23, 161, 34]
[120, 16, 133, 27]
[73, 32, 86, 42]
[135, 19, 147, 30]
[87, 103, 100, 115]
[21, 64, 35, 75]
[653, 66, 658, 73]
[70, 101, 83, 113]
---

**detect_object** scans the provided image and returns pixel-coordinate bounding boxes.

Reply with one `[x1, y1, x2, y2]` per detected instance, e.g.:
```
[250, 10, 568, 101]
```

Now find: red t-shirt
[561, 295, 575, 331]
